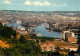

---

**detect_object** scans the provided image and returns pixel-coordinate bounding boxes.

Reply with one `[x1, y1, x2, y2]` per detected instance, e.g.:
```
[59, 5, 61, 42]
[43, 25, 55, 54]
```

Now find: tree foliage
[0, 22, 3, 30]
[0, 27, 15, 38]
[77, 26, 80, 54]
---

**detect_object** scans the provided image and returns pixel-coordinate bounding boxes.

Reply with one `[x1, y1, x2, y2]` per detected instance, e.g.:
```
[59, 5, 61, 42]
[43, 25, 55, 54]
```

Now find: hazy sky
[0, 0, 80, 11]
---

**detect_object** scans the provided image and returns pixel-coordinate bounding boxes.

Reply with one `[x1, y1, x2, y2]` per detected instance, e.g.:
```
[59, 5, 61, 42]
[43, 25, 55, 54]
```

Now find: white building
[69, 48, 78, 51]
[62, 31, 77, 43]
[62, 31, 70, 40]
[36, 34, 41, 37]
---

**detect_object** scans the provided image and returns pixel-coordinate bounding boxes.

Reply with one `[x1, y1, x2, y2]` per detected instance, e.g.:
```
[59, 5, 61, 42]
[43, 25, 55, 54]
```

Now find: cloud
[4, 0, 11, 4]
[53, 3, 67, 7]
[33, 1, 43, 6]
[0, 0, 11, 4]
[33, 1, 51, 6]
[44, 1, 51, 6]
[24, 0, 32, 5]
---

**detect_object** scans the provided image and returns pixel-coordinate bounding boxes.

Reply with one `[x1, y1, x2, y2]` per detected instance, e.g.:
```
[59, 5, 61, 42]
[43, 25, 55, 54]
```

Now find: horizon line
[0, 9, 80, 12]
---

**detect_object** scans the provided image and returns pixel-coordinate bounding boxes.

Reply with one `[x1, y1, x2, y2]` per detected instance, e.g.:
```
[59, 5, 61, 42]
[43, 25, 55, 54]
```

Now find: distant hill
[0, 10, 80, 17]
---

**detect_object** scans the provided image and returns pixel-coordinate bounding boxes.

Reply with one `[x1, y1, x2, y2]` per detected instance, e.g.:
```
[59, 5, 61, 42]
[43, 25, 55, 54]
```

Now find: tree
[68, 51, 75, 56]
[41, 39, 46, 42]
[0, 22, 3, 30]
[36, 40, 39, 44]
[47, 51, 53, 56]
[0, 27, 15, 38]
[20, 35, 27, 43]
[48, 51, 60, 56]
[77, 26, 80, 54]
[55, 47, 61, 51]
[68, 24, 72, 29]
[25, 49, 31, 55]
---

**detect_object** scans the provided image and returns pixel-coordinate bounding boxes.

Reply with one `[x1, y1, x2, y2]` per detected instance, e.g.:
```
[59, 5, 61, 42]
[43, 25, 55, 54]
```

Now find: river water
[35, 23, 78, 38]
[5, 23, 78, 38]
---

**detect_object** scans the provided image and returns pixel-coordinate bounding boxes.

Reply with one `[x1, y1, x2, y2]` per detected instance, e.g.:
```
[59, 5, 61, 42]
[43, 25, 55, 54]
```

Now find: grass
[54, 42, 78, 48]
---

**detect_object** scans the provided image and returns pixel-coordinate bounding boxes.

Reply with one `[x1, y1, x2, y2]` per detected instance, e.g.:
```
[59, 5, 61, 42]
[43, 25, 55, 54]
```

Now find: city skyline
[0, 0, 80, 11]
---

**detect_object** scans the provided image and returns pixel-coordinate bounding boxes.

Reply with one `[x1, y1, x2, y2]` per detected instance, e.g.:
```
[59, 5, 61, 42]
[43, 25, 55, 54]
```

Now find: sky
[0, 0, 80, 11]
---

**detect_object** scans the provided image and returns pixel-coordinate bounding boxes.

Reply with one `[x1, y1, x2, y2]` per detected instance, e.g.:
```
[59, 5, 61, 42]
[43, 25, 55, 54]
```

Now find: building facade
[62, 31, 70, 40]
[39, 41, 55, 52]
[62, 31, 77, 43]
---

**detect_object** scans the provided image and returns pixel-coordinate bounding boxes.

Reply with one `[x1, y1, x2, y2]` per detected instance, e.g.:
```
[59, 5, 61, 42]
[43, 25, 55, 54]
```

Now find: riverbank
[35, 24, 78, 38]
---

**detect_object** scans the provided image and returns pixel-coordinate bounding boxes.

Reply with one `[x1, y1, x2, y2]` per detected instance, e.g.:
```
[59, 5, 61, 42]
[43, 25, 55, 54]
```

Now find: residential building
[36, 34, 41, 37]
[69, 48, 78, 51]
[39, 41, 55, 52]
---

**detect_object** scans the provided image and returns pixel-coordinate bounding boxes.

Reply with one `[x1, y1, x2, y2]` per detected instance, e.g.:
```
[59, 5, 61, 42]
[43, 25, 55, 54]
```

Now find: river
[35, 23, 78, 38]
[5, 23, 78, 38]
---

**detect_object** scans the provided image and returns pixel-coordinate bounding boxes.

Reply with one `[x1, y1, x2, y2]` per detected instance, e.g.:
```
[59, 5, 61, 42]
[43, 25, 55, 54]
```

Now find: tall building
[65, 32, 75, 41]
[56, 22, 59, 29]
[62, 31, 70, 40]
[62, 31, 77, 43]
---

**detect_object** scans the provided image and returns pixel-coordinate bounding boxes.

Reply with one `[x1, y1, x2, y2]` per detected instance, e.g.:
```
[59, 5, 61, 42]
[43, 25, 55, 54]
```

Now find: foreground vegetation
[0, 22, 61, 56]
